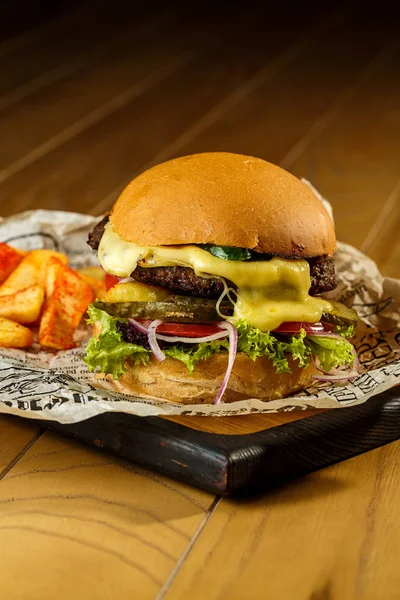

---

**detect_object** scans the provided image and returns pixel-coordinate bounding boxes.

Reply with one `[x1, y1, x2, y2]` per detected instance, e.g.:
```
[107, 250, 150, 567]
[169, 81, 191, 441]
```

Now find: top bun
[110, 152, 336, 258]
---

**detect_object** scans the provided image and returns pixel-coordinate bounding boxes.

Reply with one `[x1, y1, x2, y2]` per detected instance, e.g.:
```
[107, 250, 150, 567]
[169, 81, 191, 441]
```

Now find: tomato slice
[132, 319, 333, 337]
[273, 321, 326, 334]
[105, 273, 121, 290]
[138, 320, 222, 338]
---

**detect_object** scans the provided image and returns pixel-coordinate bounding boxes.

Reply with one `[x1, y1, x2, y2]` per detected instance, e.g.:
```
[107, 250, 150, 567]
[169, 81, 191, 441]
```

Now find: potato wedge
[0, 242, 23, 283]
[0, 249, 68, 296]
[0, 317, 33, 348]
[105, 281, 170, 303]
[38, 303, 75, 350]
[0, 284, 44, 324]
[45, 256, 60, 299]
[39, 259, 94, 349]
[78, 273, 107, 300]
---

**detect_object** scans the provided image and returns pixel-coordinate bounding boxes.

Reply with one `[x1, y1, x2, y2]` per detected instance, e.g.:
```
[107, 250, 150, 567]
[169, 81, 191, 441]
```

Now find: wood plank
[163, 442, 400, 600]
[0, 3, 138, 97]
[361, 177, 400, 278]
[163, 410, 322, 434]
[0, 2, 263, 168]
[287, 41, 400, 253]
[0, 9, 174, 114]
[162, 7, 395, 172]
[0, 3, 329, 217]
[0, 416, 41, 477]
[0, 13, 208, 171]
[0, 430, 214, 599]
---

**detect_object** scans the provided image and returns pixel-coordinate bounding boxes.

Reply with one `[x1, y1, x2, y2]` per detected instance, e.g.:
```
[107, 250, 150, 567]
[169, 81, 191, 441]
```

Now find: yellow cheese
[99, 223, 332, 331]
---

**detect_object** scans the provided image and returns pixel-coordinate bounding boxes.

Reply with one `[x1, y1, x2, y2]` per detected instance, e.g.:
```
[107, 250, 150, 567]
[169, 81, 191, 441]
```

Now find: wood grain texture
[0, 3, 133, 97]
[164, 410, 322, 434]
[167, 7, 394, 168]
[164, 442, 400, 600]
[0, 415, 41, 477]
[289, 41, 400, 251]
[0, 17, 197, 172]
[0, 4, 239, 173]
[0, 431, 214, 600]
[362, 175, 400, 278]
[0, 3, 329, 216]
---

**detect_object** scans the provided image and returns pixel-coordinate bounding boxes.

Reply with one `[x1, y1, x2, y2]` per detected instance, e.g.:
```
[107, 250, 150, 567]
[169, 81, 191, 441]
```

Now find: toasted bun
[111, 152, 336, 258]
[92, 322, 314, 404]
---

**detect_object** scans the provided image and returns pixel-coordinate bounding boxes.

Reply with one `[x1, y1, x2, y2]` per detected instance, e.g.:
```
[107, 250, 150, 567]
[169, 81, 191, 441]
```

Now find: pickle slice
[93, 296, 233, 323]
[322, 300, 358, 327]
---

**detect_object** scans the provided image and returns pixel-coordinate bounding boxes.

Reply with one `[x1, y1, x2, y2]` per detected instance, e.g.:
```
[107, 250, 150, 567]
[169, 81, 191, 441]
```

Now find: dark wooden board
[37, 386, 400, 496]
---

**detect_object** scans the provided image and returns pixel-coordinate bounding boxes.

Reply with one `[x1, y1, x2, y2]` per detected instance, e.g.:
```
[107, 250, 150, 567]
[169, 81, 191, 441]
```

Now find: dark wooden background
[1, 2, 400, 598]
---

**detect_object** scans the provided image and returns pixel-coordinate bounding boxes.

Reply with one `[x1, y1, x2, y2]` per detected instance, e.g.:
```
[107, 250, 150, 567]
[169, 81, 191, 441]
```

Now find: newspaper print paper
[0, 207, 399, 424]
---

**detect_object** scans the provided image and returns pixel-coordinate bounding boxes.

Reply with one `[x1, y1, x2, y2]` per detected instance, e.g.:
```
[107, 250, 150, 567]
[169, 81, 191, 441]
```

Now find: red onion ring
[214, 321, 238, 405]
[312, 370, 359, 382]
[147, 319, 165, 361]
[128, 318, 149, 334]
[155, 331, 229, 344]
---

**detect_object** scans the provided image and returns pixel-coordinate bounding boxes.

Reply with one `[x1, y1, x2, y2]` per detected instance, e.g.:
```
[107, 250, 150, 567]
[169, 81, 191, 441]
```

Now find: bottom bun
[92, 321, 314, 403]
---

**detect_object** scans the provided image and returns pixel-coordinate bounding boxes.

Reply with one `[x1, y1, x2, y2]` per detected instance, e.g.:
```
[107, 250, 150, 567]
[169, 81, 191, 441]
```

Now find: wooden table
[1, 2, 399, 598]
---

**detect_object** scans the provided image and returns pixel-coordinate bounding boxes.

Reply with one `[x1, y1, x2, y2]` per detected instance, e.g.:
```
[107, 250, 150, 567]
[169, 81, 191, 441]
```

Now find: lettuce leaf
[84, 305, 150, 379]
[305, 335, 354, 372]
[236, 320, 311, 373]
[334, 323, 355, 338]
[164, 339, 229, 374]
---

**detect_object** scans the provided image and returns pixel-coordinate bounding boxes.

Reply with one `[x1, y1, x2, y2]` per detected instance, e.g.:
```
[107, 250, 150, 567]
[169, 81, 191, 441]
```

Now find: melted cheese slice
[99, 223, 332, 331]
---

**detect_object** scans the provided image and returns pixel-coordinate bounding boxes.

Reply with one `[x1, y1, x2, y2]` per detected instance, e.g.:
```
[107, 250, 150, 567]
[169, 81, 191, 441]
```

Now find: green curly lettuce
[84, 305, 150, 379]
[236, 320, 311, 373]
[236, 320, 354, 373]
[164, 339, 229, 374]
[305, 335, 355, 372]
[334, 323, 356, 338]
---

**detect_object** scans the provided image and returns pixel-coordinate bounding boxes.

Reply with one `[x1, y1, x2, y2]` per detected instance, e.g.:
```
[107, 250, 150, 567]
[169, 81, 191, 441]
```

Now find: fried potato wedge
[45, 256, 59, 299]
[78, 273, 107, 300]
[105, 281, 170, 303]
[39, 258, 94, 349]
[38, 303, 75, 349]
[0, 284, 44, 324]
[0, 317, 33, 348]
[0, 242, 23, 283]
[0, 249, 68, 296]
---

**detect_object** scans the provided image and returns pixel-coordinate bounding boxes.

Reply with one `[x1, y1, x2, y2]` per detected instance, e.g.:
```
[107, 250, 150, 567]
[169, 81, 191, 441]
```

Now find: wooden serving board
[38, 386, 400, 495]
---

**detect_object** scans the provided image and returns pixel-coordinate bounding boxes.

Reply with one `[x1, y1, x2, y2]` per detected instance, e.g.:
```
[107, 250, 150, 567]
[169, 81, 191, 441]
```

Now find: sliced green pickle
[322, 300, 358, 327]
[93, 296, 233, 323]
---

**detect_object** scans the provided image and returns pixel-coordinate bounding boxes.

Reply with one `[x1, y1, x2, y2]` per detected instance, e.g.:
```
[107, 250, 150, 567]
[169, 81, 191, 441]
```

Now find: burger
[85, 152, 358, 404]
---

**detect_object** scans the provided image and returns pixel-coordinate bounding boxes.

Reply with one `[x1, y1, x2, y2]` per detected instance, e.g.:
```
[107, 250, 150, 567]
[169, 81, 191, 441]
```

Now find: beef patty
[133, 261, 335, 297]
[88, 216, 336, 296]
[88, 215, 110, 251]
